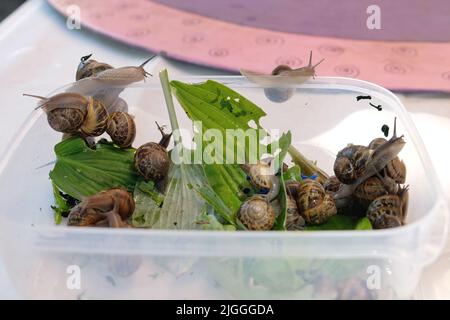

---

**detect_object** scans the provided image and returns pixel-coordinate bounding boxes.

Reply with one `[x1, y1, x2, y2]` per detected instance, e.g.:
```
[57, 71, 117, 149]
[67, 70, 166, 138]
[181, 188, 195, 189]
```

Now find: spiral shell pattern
[134, 142, 170, 181]
[106, 112, 136, 148]
[237, 195, 275, 230]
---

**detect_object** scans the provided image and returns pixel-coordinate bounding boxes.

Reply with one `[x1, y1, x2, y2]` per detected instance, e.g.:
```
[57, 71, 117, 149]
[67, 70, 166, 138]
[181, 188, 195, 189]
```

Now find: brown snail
[296, 179, 337, 225]
[134, 122, 171, 182]
[334, 118, 406, 200]
[106, 111, 136, 148]
[24, 92, 89, 134]
[323, 176, 342, 193]
[366, 187, 408, 229]
[354, 176, 399, 203]
[333, 144, 372, 185]
[285, 195, 305, 230]
[237, 195, 276, 230]
[241, 160, 280, 201]
[264, 65, 295, 103]
[240, 51, 324, 103]
[368, 137, 406, 184]
[79, 97, 109, 137]
[68, 188, 135, 228]
[76, 54, 114, 81]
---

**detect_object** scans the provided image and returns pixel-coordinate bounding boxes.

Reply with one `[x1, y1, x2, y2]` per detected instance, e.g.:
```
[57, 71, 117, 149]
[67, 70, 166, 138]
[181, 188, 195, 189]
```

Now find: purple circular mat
[155, 0, 450, 42]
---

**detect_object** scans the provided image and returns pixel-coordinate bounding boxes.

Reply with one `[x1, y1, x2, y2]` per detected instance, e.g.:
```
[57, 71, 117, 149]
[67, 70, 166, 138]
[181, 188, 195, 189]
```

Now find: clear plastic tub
[0, 76, 448, 299]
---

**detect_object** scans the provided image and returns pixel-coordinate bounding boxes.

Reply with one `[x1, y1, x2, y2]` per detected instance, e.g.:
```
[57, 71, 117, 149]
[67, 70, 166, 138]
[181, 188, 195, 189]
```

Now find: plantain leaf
[171, 79, 293, 228]
[49, 138, 139, 200]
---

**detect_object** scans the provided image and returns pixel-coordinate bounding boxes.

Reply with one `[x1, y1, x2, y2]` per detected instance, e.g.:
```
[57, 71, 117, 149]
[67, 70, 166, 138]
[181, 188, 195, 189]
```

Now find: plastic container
[0, 76, 448, 299]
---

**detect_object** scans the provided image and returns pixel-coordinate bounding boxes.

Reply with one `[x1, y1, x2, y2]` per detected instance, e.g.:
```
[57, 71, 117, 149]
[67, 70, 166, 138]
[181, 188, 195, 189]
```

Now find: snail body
[68, 188, 135, 228]
[368, 137, 406, 184]
[95, 56, 154, 85]
[106, 111, 136, 148]
[80, 98, 109, 137]
[237, 195, 275, 230]
[76, 54, 113, 81]
[296, 179, 337, 225]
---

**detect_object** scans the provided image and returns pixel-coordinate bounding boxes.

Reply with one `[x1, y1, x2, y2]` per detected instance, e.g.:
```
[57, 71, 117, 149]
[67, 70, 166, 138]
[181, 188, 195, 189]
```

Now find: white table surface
[0, 0, 449, 299]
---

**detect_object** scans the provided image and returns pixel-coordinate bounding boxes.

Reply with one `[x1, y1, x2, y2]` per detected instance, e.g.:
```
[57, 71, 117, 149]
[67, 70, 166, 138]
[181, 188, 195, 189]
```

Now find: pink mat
[48, 0, 450, 92]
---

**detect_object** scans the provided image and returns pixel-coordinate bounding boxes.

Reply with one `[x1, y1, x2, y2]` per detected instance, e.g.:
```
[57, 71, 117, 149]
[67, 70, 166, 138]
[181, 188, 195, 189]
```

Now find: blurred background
[0, 0, 25, 21]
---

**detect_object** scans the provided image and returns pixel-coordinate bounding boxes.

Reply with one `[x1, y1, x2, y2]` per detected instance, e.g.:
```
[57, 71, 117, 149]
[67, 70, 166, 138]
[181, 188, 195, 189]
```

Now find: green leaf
[50, 138, 138, 200]
[131, 179, 163, 228]
[271, 132, 291, 230]
[305, 215, 373, 231]
[146, 70, 214, 230]
[355, 217, 373, 230]
[170, 79, 293, 226]
[51, 182, 72, 225]
[283, 165, 302, 182]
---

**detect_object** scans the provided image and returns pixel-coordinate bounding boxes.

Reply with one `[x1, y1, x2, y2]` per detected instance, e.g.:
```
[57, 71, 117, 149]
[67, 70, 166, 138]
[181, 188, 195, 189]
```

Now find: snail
[368, 137, 406, 184]
[323, 176, 342, 193]
[134, 122, 172, 182]
[333, 144, 371, 185]
[106, 111, 136, 148]
[285, 195, 306, 230]
[237, 195, 276, 230]
[334, 118, 406, 199]
[354, 176, 399, 203]
[240, 51, 324, 103]
[23, 92, 89, 133]
[241, 160, 280, 202]
[76, 54, 113, 81]
[296, 179, 337, 225]
[79, 97, 109, 137]
[68, 188, 135, 228]
[366, 186, 408, 229]
[264, 65, 295, 103]
[94, 56, 155, 85]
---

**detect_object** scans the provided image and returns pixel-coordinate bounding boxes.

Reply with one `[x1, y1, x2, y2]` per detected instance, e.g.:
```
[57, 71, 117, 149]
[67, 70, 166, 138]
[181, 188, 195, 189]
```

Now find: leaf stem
[159, 69, 181, 146]
[288, 145, 329, 181]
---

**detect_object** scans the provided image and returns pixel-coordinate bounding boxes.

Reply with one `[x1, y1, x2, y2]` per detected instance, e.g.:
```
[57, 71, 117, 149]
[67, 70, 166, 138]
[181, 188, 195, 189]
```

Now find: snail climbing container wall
[0, 76, 447, 299]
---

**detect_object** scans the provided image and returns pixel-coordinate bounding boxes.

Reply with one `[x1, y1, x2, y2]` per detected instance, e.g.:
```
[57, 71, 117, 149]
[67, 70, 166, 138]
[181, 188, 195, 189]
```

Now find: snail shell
[134, 142, 170, 181]
[237, 195, 275, 230]
[106, 111, 136, 148]
[386, 157, 406, 184]
[264, 65, 294, 103]
[245, 162, 274, 192]
[76, 54, 113, 81]
[285, 196, 305, 230]
[47, 107, 87, 134]
[38, 93, 89, 133]
[296, 179, 337, 225]
[354, 176, 398, 202]
[366, 194, 403, 229]
[323, 176, 342, 193]
[80, 98, 109, 137]
[334, 145, 373, 185]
